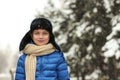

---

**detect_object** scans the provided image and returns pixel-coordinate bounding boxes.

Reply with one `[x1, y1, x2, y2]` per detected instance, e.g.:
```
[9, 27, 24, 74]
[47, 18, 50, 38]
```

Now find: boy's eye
[34, 32, 39, 35]
[43, 32, 48, 35]
[33, 32, 49, 35]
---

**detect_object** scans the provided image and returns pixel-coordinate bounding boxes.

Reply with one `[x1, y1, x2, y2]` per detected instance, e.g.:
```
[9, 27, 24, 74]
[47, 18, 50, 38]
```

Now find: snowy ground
[0, 73, 11, 80]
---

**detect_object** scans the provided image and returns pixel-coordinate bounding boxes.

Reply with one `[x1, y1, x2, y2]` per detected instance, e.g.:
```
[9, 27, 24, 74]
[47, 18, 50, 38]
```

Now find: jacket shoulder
[17, 53, 26, 66]
[18, 53, 26, 60]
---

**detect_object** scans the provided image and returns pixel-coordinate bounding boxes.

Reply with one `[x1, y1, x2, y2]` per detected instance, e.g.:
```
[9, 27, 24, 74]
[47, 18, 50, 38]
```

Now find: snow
[50, 0, 63, 9]
[93, 8, 98, 13]
[57, 34, 67, 45]
[116, 0, 120, 4]
[76, 26, 81, 37]
[107, 23, 120, 40]
[103, 0, 111, 13]
[86, 69, 101, 79]
[109, 15, 120, 39]
[95, 27, 102, 34]
[101, 14, 120, 59]
[1, 0, 120, 79]
[75, 22, 89, 37]
[102, 39, 120, 58]
[0, 73, 11, 80]
[87, 44, 93, 52]
[65, 44, 79, 57]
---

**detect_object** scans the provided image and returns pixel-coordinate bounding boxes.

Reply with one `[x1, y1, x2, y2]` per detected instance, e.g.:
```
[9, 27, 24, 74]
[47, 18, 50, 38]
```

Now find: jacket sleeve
[57, 52, 70, 80]
[15, 54, 26, 80]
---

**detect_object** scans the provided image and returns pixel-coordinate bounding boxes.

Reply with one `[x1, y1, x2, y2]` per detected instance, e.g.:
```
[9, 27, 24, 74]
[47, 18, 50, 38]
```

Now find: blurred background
[0, 0, 120, 80]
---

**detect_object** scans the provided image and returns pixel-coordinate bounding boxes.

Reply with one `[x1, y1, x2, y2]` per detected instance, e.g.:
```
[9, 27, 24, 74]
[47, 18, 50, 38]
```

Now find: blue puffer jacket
[15, 51, 70, 80]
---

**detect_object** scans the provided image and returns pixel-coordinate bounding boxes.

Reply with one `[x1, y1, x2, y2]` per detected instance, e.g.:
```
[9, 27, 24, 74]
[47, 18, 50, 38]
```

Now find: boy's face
[32, 29, 50, 46]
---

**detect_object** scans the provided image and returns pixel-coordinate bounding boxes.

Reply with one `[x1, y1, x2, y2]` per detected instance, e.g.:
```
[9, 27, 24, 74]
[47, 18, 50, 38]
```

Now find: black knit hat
[19, 18, 61, 51]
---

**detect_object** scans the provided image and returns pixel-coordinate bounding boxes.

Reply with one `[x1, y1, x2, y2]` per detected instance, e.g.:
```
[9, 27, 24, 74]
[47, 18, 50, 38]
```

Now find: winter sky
[0, 0, 48, 52]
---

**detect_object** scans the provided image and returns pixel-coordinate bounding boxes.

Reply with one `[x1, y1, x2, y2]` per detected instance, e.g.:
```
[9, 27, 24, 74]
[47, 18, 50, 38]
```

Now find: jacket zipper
[40, 57, 42, 79]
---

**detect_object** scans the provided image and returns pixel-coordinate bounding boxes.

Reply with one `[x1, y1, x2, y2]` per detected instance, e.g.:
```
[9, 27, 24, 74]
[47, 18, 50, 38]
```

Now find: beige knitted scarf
[23, 43, 56, 80]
